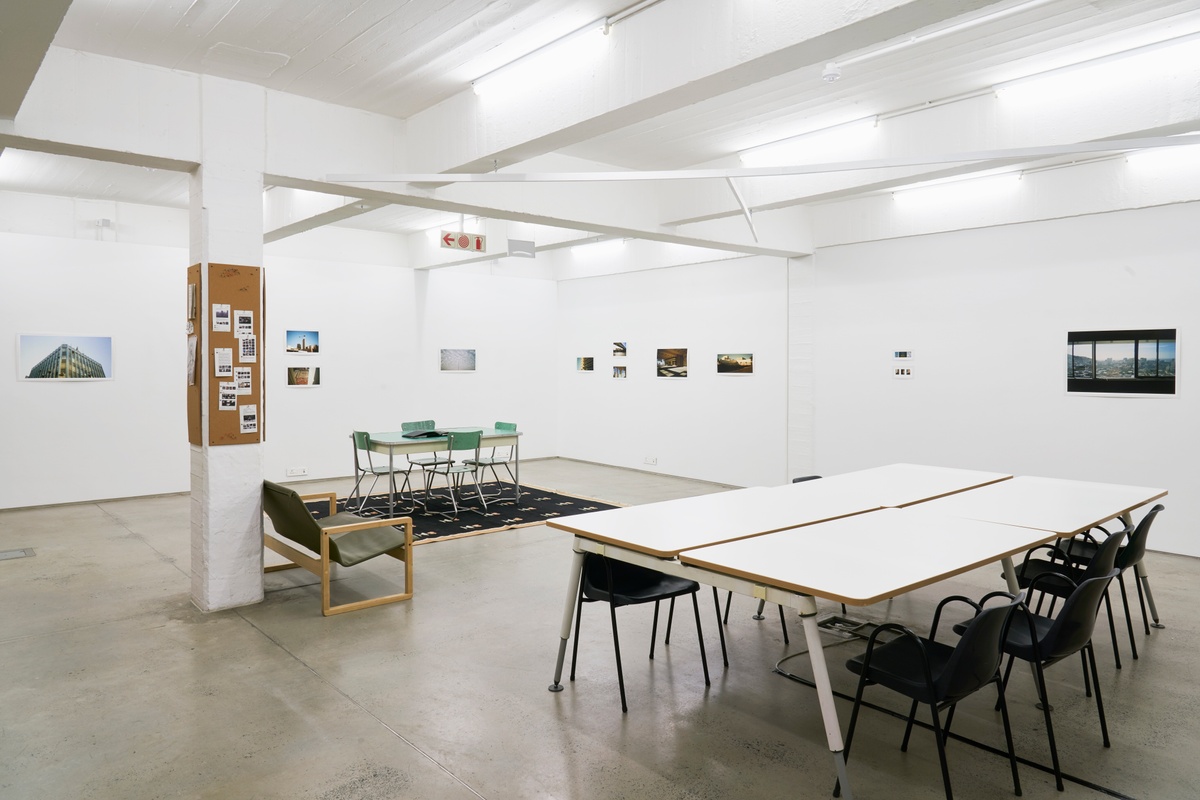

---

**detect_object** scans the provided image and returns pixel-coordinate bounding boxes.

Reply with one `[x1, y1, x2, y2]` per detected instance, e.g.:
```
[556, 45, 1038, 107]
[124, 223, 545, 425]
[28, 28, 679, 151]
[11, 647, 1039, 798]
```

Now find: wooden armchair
[262, 480, 413, 615]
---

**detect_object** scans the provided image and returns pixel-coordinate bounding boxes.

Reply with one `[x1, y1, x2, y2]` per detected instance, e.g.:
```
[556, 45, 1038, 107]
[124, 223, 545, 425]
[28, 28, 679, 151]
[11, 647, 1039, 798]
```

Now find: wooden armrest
[322, 516, 414, 535]
[298, 491, 338, 516]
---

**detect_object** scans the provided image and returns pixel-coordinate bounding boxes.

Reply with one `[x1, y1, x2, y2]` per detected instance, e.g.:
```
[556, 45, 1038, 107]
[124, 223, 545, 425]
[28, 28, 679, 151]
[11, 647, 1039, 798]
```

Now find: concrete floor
[0, 458, 1195, 799]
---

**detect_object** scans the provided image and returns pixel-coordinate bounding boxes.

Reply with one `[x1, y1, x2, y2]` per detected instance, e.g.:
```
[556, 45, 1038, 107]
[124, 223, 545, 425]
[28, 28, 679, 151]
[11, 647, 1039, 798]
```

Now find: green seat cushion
[318, 512, 409, 567]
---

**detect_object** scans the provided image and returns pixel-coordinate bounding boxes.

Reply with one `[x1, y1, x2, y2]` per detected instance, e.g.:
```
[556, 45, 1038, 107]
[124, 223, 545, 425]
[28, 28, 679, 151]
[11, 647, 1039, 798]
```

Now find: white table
[920, 475, 1168, 613]
[546, 464, 1017, 799]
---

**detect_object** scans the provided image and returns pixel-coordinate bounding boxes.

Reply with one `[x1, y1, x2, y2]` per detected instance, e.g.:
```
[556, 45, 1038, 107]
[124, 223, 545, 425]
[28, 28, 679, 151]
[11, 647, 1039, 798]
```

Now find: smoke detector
[822, 62, 842, 82]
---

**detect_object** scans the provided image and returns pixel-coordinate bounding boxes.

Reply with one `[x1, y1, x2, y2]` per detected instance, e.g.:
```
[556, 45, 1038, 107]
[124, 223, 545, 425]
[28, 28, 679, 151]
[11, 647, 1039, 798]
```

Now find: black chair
[1012, 523, 1126, 666]
[998, 570, 1120, 792]
[835, 591, 1023, 800]
[720, 475, 823, 640]
[569, 553, 711, 713]
[1062, 504, 1165, 661]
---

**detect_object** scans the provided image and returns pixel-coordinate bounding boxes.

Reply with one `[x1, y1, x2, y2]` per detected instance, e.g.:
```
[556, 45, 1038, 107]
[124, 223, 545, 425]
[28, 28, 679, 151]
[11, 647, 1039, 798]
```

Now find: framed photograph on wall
[440, 348, 476, 372]
[613, 342, 627, 357]
[613, 365, 627, 378]
[717, 353, 753, 374]
[286, 330, 319, 355]
[287, 366, 321, 386]
[656, 348, 687, 378]
[19, 334, 113, 380]
[1067, 329, 1175, 395]
[576, 357, 594, 372]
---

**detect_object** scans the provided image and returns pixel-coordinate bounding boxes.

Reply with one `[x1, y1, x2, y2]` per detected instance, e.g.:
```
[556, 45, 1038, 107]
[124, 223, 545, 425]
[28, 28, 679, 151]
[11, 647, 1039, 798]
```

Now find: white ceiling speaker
[822, 62, 842, 82]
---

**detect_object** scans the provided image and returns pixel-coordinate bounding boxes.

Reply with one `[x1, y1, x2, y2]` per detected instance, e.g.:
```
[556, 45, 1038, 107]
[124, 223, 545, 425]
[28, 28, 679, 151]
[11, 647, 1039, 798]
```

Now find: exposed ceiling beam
[266, 174, 809, 258]
[0, 0, 73, 120]
[0, 133, 200, 173]
[332, 134, 1200, 186]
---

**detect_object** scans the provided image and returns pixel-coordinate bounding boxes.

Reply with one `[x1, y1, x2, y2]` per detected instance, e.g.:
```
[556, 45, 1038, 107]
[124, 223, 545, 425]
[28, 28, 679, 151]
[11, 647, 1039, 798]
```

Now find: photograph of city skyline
[285, 330, 319, 354]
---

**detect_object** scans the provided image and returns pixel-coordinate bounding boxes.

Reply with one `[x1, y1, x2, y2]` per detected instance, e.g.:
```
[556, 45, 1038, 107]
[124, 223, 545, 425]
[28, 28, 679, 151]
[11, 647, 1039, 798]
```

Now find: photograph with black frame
[1067, 328, 1175, 395]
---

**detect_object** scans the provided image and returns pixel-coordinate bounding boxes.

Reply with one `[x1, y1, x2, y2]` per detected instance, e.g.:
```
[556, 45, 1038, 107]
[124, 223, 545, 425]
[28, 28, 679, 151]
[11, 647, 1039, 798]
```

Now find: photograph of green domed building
[20, 335, 112, 380]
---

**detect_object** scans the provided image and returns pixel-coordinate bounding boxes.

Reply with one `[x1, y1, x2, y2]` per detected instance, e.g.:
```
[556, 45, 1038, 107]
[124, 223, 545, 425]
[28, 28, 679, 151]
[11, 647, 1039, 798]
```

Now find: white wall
[806, 202, 1200, 557]
[0, 232, 189, 508]
[556, 256, 789, 488]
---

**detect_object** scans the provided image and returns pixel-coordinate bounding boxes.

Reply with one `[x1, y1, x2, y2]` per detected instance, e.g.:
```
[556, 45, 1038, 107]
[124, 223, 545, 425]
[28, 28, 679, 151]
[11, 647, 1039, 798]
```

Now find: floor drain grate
[0, 548, 35, 561]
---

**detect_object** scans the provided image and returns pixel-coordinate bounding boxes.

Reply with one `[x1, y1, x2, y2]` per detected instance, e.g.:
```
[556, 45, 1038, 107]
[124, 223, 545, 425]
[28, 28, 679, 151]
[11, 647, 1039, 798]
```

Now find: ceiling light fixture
[821, 62, 842, 82]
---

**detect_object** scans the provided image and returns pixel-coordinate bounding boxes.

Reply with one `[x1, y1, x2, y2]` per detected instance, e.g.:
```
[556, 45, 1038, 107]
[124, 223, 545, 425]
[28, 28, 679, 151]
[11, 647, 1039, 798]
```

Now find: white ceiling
[3, 0, 1200, 241]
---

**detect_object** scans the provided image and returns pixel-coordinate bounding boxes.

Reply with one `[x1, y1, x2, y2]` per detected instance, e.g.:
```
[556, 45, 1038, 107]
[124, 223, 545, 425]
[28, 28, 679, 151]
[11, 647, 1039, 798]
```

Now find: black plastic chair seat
[847, 636, 954, 705]
[583, 559, 699, 607]
[1013, 559, 1089, 597]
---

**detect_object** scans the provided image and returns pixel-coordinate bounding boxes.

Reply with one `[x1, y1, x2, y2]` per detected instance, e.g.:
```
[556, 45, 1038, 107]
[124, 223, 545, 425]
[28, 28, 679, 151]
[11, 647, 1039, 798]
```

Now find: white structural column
[190, 76, 267, 612]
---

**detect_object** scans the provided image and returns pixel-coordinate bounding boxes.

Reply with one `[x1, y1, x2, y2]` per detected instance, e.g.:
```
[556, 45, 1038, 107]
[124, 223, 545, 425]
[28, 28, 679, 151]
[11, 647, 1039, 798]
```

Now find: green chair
[348, 430, 414, 513]
[420, 430, 488, 516]
[262, 480, 413, 616]
[463, 421, 517, 498]
[401, 419, 452, 472]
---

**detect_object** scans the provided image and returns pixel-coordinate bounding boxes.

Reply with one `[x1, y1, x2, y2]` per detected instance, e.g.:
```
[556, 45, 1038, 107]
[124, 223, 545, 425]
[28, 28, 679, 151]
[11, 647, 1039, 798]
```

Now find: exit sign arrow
[440, 231, 486, 251]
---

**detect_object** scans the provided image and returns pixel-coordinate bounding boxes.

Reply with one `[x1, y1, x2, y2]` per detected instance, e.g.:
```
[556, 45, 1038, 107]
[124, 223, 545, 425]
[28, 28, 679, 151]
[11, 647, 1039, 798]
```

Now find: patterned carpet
[306, 482, 619, 543]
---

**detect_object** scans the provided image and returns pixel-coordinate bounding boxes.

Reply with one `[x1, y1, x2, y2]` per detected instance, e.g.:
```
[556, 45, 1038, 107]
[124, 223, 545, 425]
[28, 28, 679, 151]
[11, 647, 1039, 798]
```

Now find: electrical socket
[285, 467, 308, 477]
[643, 456, 657, 465]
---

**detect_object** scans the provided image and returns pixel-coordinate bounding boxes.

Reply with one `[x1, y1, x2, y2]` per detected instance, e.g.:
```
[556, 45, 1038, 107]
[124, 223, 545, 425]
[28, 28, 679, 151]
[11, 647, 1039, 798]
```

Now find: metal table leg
[550, 548, 586, 692]
[799, 596, 853, 800]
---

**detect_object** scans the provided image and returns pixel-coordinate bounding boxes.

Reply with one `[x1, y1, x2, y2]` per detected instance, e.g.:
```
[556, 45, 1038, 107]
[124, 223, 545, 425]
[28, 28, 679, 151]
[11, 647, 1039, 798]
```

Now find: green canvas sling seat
[262, 480, 413, 615]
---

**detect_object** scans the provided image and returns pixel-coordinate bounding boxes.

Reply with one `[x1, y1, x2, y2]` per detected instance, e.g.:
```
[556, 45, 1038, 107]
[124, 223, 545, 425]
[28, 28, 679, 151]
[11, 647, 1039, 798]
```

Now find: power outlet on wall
[643, 456, 658, 466]
[285, 467, 308, 477]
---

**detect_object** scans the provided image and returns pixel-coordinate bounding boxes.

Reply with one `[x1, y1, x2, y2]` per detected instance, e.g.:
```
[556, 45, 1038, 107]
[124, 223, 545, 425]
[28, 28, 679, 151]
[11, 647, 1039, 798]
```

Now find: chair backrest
[1038, 570, 1120, 663]
[937, 597, 1020, 702]
[490, 421, 517, 458]
[401, 419, 435, 432]
[262, 480, 323, 554]
[351, 430, 373, 471]
[448, 429, 481, 455]
[1082, 524, 1127, 578]
[1116, 504, 1164, 570]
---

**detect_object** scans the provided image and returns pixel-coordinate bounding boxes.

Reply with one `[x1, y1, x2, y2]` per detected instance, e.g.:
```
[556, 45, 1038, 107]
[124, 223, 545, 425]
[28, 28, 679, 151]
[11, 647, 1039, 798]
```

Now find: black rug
[306, 482, 619, 544]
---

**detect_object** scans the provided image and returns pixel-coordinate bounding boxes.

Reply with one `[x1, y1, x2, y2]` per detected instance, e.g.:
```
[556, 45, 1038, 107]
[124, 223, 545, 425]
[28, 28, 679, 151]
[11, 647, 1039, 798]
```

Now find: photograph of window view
[656, 348, 688, 378]
[576, 357, 594, 372]
[20, 334, 112, 380]
[1067, 329, 1175, 394]
[613, 342, 627, 357]
[717, 353, 753, 374]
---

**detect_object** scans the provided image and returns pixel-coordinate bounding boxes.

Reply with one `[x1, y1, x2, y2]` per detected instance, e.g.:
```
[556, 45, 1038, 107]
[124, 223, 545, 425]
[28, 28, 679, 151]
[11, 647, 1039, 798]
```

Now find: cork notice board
[192, 263, 264, 446]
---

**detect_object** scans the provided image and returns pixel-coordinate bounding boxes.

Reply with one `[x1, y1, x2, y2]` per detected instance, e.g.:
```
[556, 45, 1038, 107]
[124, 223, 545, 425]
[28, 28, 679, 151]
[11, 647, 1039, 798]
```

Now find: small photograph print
[240, 404, 258, 434]
[1067, 329, 1176, 395]
[286, 330, 319, 354]
[717, 353, 754, 374]
[212, 304, 231, 333]
[440, 348, 476, 372]
[577, 357, 594, 372]
[656, 348, 688, 378]
[613, 365, 627, 378]
[613, 342, 627, 357]
[19, 334, 113, 380]
[287, 366, 321, 386]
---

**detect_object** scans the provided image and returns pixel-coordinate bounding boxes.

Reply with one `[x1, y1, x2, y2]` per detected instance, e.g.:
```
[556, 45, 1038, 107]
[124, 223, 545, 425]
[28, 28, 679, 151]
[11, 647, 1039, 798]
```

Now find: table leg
[798, 597, 853, 800]
[514, 437, 521, 502]
[1135, 560, 1165, 628]
[550, 548, 586, 692]
[1001, 556, 1019, 593]
[387, 447, 396, 518]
